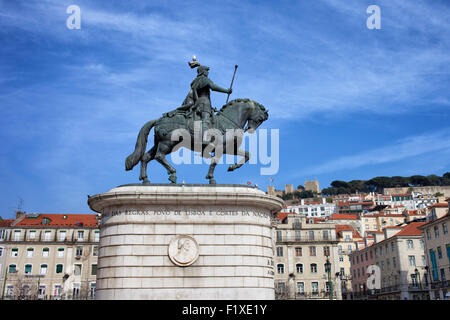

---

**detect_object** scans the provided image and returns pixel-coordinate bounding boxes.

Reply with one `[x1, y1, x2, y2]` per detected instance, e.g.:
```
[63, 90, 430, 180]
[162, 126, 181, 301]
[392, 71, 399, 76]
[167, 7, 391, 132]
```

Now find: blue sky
[0, 0, 449, 218]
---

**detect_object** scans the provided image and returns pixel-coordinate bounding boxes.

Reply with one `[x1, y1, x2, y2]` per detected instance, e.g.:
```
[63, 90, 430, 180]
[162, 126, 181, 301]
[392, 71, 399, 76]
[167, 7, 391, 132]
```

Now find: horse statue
[125, 98, 269, 184]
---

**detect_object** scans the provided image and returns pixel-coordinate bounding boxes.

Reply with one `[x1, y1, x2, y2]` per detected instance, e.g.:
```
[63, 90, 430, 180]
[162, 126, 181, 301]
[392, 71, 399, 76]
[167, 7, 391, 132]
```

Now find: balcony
[276, 236, 337, 243]
[430, 280, 450, 289]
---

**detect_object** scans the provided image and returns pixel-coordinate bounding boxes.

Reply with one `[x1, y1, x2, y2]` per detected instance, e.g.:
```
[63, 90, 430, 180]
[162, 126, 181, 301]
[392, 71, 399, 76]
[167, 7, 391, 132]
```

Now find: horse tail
[125, 120, 157, 171]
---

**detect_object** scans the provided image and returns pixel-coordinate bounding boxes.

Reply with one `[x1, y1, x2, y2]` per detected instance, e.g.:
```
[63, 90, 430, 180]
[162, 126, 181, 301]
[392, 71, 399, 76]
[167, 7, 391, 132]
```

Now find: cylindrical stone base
[88, 184, 284, 300]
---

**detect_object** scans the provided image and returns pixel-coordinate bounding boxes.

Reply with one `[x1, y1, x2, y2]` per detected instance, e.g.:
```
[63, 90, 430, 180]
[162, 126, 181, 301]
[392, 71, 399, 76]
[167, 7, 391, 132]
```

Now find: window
[380, 246, 383, 256]
[297, 282, 305, 295]
[44, 231, 51, 241]
[90, 283, 96, 299]
[434, 226, 439, 238]
[77, 230, 84, 241]
[437, 246, 442, 259]
[441, 269, 446, 282]
[56, 264, 63, 274]
[276, 230, 282, 241]
[74, 264, 82, 276]
[91, 264, 97, 275]
[25, 264, 32, 274]
[73, 283, 81, 298]
[408, 256, 416, 267]
[294, 230, 301, 240]
[311, 282, 319, 295]
[276, 247, 283, 257]
[94, 230, 100, 242]
[42, 248, 49, 257]
[381, 261, 384, 271]
[53, 285, 62, 297]
[309, 246, 316, 256]
[323, 230, 329, 240]
[310, 263, 318, 273]
[27, 248, 34, 258]
[443, 223, 448, 235]
[323, 246, 330, 257]
[11, 248, 18, 257]
[93, 246, 98, 257]
[29, 231, 36, 240]
[422, 255, 426, 265]
[9, 264, 17, 273]
[426, 229, 432, 240]
[407, 240, 414, 249]
[309, 231, 315, 240]
[40, 264, 48, 275]
[277, 264, 284, 274]
[59, 231, 66, 241]
[419, 240, 424, 249]
[0, 247, 3, 257]
[340, 267, 345, 276]
[76, 246, 83, 256]
[338, 245, 342, 254]
[14, 230, 21, 241]
[296, 263, 303, 273]
[57, 248, 65, 257]
[339, 255, 344, 262]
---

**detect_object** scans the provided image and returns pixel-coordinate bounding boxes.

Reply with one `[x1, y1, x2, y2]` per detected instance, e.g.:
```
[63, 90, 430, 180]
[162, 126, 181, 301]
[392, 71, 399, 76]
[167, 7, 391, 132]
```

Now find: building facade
[1, 212, 99, 300]
[419, 200, 450, 300]
[274, 213, 342, 300]
[350, 222, 429, 300]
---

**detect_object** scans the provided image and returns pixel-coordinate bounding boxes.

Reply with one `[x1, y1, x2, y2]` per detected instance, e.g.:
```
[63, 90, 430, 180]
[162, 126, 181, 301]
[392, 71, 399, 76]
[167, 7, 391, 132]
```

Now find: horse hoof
[209, 179, 216, 185]
[168, 174, 177, 184]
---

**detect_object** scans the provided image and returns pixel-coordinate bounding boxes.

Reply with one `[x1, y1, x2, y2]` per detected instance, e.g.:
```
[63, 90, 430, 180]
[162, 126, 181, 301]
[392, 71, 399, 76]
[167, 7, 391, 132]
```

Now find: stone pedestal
[87, 184, 284, 300]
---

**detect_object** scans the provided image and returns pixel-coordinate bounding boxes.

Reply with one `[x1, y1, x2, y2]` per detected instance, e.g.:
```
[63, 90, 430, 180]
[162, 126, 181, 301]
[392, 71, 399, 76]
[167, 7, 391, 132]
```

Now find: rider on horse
[165, 64, 231, 145]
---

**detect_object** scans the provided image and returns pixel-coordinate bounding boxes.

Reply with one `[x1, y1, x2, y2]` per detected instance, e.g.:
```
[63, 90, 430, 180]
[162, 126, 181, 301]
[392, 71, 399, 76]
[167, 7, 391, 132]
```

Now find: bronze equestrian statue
[125, 58, 269, 184]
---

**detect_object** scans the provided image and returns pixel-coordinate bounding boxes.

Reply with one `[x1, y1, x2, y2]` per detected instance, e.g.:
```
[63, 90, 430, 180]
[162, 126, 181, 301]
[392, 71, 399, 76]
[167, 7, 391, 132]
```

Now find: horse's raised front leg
[139, 146, 156, 184]
[206, 158, 218, 184]
[227, 149, 250, 172]
[154, 142, 177, 184]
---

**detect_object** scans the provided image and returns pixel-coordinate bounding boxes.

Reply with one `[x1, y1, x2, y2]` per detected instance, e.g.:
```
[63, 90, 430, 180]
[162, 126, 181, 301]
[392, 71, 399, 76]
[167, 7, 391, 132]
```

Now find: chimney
[383, 226, 403, 239]
[373, 232, 385, 243]
[16, 211, 26, 219]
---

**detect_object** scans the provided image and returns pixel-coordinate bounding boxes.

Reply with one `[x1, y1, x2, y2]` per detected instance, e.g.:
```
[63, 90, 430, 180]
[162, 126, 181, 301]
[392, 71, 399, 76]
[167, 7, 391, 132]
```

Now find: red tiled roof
[0, 219, 14, 227]
[395, 222, 427, 237]
[328, 214, 359, 220]
[14, 213, 98, 228]
[430, 203, 448, 208]
[276, 212, 289, 222]
[335, 224, 362, 238]
[306, 218, 326, 224]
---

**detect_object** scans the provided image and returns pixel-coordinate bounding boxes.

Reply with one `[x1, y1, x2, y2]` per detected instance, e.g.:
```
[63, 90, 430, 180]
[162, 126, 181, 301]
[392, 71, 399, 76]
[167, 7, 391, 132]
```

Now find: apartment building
[1, 212, 99, 300]
[285, 198, 336, 218]
[418, 199, 450, 300]
[335, 224, 362, 299]
[274, 213, 342, 300]
[350, 222, 429, 300]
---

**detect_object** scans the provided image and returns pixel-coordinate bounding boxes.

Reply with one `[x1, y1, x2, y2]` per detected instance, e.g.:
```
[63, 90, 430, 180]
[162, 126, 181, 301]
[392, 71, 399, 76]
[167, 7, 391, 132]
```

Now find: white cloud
[299, 128, 450, 175]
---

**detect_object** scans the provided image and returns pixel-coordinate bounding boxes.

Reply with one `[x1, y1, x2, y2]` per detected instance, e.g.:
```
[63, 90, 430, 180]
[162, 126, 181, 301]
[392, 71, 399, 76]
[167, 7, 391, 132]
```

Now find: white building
[286, 199, 336, 218]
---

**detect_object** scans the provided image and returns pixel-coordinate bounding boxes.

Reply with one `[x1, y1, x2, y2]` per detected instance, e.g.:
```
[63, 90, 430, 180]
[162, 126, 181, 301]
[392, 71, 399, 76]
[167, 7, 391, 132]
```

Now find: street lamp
[325, 256, 333, 300]
[415, 268, 421, 289]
